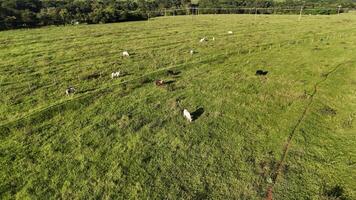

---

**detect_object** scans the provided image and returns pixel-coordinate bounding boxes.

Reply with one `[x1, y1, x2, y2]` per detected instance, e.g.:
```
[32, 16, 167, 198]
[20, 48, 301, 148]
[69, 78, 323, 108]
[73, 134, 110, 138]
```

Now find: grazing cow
[228, 31, 233, 34]
[190, 49, 194, 55]
[155, 80, 164, 86]
[212, 37, 215, 41]
[199, 37, 206, 43]
[111, 71, 121, 79]
[255, 70, 268, 76]
[65, 87, 76, 96]
[183, 109, 192, 122]
[122, 51, 129, 57]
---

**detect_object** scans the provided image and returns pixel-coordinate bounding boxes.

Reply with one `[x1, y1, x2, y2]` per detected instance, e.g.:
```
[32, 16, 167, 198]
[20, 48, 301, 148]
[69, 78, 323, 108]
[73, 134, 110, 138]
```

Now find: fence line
[158, 7, 346, 12]
[147, 6, 349, 18]
[0, 7, 350, 24]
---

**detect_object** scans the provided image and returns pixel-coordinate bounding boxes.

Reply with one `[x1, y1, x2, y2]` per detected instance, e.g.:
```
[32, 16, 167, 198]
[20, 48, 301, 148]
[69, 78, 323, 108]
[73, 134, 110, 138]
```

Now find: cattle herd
[66, 31, 269, 122]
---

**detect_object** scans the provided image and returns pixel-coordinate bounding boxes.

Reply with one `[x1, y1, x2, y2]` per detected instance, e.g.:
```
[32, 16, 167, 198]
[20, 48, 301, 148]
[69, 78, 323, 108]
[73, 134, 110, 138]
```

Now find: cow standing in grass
[111, 71, 121, 79]
[66, 87, 75, 96]
[122, 51, 129, 57]
[183, 109, 192, 122]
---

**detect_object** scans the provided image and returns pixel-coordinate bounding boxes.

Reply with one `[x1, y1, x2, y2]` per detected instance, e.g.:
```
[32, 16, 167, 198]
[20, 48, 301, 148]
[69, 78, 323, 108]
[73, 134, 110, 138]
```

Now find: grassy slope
[0, 14, 355, 199]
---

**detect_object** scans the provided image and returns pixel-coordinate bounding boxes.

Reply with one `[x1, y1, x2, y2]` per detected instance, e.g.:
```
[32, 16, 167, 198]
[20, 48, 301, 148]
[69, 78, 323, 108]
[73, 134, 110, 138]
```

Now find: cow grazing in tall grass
[183, 109, 192, 122]
[122, 51, 129, 57]
[255, 70, 268, 76]
[155, 80, 164, 86]
[65, 87, 76, 96]
[111, 71, 121, 79]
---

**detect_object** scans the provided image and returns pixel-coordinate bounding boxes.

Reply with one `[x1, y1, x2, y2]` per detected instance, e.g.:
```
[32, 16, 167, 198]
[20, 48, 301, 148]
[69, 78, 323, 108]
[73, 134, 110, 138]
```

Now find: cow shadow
[191, 107, 205, 121]
[119, 72, 132, 77]
[76, 88, 96, 94]
[164, 80, 176, 85]
[167, 70, 181, 76]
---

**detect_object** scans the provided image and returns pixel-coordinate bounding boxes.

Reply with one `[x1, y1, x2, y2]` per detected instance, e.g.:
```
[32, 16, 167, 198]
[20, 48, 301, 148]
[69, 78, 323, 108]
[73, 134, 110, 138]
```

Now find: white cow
[111, 71, 121, 79]
[199, 37, 206, 43]
[122, 51, 129, 57]
[228, 31, 233, 34]
[190, 49, 194, 55]
[183, 109, 192, 122]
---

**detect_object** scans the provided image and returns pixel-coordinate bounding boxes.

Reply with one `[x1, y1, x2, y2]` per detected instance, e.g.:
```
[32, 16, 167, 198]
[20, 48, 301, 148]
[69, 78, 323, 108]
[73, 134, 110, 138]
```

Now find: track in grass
[265, 60, 351, 200]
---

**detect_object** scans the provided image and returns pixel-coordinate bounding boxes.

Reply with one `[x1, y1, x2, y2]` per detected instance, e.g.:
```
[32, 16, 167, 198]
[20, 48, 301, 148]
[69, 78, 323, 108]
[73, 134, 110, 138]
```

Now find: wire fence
[0, 6, 351, 26]
[147, 6, 350, 18]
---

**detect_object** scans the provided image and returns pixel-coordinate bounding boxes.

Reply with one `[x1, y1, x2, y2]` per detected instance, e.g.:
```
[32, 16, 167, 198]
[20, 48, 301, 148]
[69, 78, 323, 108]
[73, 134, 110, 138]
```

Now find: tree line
[0, 0, 354, 30]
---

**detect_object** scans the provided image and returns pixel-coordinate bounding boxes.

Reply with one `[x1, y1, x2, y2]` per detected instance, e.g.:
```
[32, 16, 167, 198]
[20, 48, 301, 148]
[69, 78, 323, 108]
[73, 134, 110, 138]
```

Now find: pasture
[0, 14, 355, 199]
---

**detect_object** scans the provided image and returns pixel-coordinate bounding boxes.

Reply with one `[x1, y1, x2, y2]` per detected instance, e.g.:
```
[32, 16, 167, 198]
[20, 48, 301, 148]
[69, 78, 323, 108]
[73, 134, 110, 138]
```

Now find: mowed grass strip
[0, 14, 355, 199]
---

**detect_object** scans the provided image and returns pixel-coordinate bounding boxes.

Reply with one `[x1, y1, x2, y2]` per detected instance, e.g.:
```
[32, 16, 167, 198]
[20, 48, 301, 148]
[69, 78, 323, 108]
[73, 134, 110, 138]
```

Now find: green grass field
[0, 13, 355, 199]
